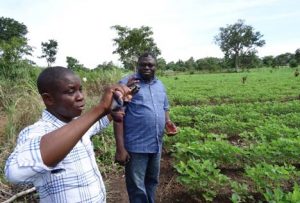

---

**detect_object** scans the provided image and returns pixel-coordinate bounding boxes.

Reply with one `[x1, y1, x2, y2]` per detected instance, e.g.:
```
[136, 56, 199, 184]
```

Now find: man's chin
[74, 109, 83, 117]
[141, 74, 153, 81]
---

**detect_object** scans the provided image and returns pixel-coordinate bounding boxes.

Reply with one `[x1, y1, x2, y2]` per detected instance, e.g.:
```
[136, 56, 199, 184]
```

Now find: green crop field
[161, 68, 300, 202]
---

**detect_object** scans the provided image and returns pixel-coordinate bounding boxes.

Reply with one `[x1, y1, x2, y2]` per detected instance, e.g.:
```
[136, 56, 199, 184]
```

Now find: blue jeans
[125, 152, 161, 203]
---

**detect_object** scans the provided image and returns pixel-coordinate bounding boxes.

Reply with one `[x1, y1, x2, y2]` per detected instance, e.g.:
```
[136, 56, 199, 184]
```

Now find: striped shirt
[5, 110, 110, 203]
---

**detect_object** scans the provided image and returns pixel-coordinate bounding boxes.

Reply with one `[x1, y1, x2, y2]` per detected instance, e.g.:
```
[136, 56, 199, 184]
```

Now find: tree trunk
[235, 53, 239, 72]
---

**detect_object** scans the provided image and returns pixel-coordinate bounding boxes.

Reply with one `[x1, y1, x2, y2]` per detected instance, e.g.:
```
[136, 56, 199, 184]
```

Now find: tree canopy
[0, 17, 32, 62]
[40, 39, 58, 67]
[0, 17, 33, 78]
[214, 19, 265, 71]
[66, 56, 86, 71]
[0, 17, 28, 41]
[111, 25, 161, 70]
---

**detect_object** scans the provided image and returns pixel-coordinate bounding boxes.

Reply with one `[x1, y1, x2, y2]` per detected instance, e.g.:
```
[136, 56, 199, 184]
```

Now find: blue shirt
[119, 73, 169, 153]
[5, 110, 110, 203]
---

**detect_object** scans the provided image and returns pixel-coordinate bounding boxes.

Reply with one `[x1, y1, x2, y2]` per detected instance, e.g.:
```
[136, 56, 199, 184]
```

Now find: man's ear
[41, 93, 54, 106]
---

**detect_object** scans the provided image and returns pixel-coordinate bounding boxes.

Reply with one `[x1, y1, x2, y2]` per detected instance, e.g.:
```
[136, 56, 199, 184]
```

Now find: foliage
[245, 163, 299, 193]
[262, 55, 274, 67]
[161, 68, 300, 201]
[40, 39, 58, 67]
[173, 140, 245, 168]
[214, 19, 265, 71]
[76, 67, 124, 97]
[175, 159, 230, 201]
[263, 183, 300, 203]
[295, 49, 300, 64]
[0, 17, 32, 78]
[239, 51, 263, 69]
[111, 25, 161, 70]
[230, 181, 252, 203]
[66, 56, 86, 70]
[2, 67, 300, 202]
[195, 57, 223, 71]
[273, 52, 294, 67]
[0, 17, 28, 41]
[95, 61, 118, 70]
[289, 59, 298, 68]
[0, 75, 43, 144]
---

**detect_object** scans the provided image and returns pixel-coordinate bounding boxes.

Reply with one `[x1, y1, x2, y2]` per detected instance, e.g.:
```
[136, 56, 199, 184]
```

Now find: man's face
[50, 73, 85, 122]
[137, 56, 156, 81]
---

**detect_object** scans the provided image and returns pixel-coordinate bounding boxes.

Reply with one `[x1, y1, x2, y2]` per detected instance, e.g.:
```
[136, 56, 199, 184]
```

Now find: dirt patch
[0, 112, 7, 143]
[105, 171, 129, 203]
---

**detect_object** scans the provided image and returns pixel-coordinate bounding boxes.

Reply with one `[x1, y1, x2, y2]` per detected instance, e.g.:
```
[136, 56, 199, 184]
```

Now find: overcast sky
[1, 0, 299, 68]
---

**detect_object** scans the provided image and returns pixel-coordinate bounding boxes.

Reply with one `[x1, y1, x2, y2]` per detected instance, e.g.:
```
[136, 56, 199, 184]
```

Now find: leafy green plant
[173, 140, 246, 168]
[175, 159, 230, 202]
[248, 138, 300, 165]
[230, 181, 252, 203]
[245, 163, 299, 193]
[263, 183, 300, 203]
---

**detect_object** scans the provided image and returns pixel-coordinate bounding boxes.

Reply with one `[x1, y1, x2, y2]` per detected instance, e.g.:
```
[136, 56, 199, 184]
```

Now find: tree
[214, 19, 265, 71]
[175, 60, 186, 71]
[157, 57, 167, 70]
[295, 49, 300, 65]
[95, 61, 116, 70]
[239, 51, 262, 69]
[0, 17, 32, 78]
[0, 37, 31, 64]
[273, 52, 293, 67]
[0, 17, 28, 41]
[0, 17, 32, 63]
[40, 39, 58, 67]
[165, 61, 176, 71]
[262, 56, 274, 67]
[196, 57, 223, 71]
[185, 57, 196, 71]
[66, 56, 85, 71]
[111, 25, 161, 70]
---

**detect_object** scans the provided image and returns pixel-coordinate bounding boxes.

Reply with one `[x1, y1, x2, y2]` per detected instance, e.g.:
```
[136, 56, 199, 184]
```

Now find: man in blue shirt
[114, 53, 178, 203]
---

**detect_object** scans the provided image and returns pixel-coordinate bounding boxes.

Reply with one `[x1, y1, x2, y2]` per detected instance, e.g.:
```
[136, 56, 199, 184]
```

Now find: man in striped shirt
[5, 66, 131, 202]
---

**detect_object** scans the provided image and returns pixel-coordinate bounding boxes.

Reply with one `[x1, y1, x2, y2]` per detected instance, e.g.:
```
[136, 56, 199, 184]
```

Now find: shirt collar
[41, 109, 68, 128]
[134, 73, 157, 84]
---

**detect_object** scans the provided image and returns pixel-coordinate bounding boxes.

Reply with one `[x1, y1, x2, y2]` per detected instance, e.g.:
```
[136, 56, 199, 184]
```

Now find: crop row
[162, 68, 300, 106]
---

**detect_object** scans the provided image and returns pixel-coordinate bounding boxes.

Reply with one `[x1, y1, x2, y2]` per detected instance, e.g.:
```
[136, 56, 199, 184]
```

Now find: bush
[289, 59, 298, 68]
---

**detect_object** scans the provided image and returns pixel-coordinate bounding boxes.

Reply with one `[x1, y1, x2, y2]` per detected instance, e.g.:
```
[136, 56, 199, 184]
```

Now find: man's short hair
[37, 66, 74, 94]
[138, 52, 156, 63]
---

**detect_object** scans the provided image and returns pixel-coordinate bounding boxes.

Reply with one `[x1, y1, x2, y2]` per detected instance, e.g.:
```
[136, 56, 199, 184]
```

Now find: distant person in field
[114, 52, 178, 203]
[5, 66, 131, 203]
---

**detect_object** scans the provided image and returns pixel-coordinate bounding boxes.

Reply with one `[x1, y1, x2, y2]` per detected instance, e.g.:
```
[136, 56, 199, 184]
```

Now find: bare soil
[0, 112, 6, 143]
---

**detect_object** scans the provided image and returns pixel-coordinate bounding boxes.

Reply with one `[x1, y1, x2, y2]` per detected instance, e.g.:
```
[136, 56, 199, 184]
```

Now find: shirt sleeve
[87, 116, 111, 138]
[5, 130, 62, 184]
[164, 94, 170, 111]
[163, 83, 170, 111]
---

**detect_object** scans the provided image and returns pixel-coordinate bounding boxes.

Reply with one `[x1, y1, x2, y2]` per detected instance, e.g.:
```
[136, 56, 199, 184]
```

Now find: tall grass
[77, 68, 128, 97]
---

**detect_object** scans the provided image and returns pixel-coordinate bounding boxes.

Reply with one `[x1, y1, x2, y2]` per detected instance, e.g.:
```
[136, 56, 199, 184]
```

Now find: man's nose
[76, 91, 84, 100]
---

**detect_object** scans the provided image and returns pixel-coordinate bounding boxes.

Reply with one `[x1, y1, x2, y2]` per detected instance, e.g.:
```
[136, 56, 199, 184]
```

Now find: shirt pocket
[154, 90, 165, 105]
